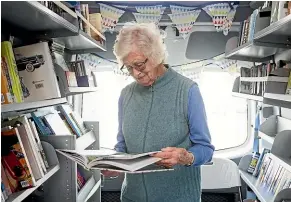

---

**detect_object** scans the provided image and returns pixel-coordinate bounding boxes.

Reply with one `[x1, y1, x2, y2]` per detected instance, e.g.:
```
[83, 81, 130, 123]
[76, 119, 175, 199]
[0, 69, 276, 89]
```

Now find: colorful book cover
[253, 148, 270, 177]
[1, 57, 13, 104]
[59, 105, 83, 137]
[13, 42, 61, 102]
[1, 128, 36, 191]
[1, 41, 24, 103]
[1, 164, 12, 196]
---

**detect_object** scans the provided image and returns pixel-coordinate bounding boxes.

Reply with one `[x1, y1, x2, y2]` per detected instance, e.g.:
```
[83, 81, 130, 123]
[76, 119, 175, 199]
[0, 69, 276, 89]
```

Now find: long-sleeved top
[115, 74, 214, 166]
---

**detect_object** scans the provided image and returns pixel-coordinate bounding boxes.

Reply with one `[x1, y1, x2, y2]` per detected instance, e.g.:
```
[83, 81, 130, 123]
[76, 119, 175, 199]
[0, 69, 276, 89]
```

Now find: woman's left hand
[151, 147, 194, 168]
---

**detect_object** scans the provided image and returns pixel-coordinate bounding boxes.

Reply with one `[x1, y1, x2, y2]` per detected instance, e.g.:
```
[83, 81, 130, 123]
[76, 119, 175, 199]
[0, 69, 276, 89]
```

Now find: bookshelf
[54, 30, 106, 54]
[240, 77, 289, 82]
[6, 165, 60, 202]
[239, 170, 275, 202]
[1, 1, 79, 38]
[1, 1, 106, 53]
[258, 115, 291, 146]
[239, 152, 291, 202]
[1, 98, 67, 113]
[5, 142, 60, 202]
[39, 121, 101, 202]
[225, 15, 291, 62]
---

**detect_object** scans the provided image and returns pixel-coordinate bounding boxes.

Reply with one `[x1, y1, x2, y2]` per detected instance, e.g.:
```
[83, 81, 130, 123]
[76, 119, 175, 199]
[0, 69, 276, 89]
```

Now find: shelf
[84, 179, 101, 202]
[1, 1, 78, 37]
[239, 170, 276, 202]
[225, 15, 291, 62]
[264, 93, 291, 102]
[6, 164, 60, 202]
[54, 30, 106, 54]
[1, 98, 67, 113]
[225, 41, 280, 62]
[254, 15, 291, 45]
[232, 92, 263, 102]
[263, 93, 291, 109]
[77, 177, 100, 202]
[259, 132, 275, 144]
[240, 76, 289, 82]
[65, 87, 98, 96]
[76, 130, 96, 150]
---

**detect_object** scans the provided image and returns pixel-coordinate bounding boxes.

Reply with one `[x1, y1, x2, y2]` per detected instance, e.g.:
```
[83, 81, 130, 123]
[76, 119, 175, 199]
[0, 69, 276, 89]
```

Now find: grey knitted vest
[120, 67, 201, 202]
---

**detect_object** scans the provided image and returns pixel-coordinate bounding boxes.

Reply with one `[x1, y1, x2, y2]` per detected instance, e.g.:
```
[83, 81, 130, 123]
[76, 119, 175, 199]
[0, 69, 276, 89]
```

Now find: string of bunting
[97, 2, 239, 37]
[203, 2, 238, 35]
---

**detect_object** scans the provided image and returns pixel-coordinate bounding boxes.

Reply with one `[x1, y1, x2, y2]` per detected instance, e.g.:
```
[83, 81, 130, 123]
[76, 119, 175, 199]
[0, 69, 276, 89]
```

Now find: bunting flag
[203, 3, 237, 35]
[170, 5, 197, 13]
[133, 13, 162, 24]
[135, 5, 165, 15]
[168, 10, 201, 39]
[99, 3, 125, 32]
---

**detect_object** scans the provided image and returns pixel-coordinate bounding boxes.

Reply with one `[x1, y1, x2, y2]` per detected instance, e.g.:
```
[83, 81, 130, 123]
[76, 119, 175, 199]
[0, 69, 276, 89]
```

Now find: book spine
[1, 57, 13, 104]
[1, 165, 12, 196]
[31, 113, 49, 135]
[1, 41, 24, 103]
[59, 106, 82, 137]
[30, 120, 49, 169]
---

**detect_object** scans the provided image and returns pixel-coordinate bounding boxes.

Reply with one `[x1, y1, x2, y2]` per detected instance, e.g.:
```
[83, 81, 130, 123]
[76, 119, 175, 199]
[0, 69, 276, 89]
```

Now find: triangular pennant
[170, 5, 197, 14]
[99, 3, 125, 32]
[133, 13, 162, 24]
[203, 3, 237, 35]
[135, 5, 164, 15]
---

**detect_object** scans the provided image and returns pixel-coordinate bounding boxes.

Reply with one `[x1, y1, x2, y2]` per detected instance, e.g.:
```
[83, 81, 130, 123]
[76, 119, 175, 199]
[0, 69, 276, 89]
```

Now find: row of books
[27, 104, 88, 137]
[238, 2, 291, 47]
[68, 2, 105, 46]
[239, 64, 276, 96]
[238, 8, 259, 46]
[239, 63, 291, 96]
[1, 116, 50, 200]
[247, 149, 291, 196]
[1, 41, 61, 104]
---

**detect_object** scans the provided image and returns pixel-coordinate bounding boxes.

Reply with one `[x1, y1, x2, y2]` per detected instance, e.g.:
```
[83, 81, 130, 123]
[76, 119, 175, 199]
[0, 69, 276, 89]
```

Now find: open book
[56, 149, 174, 173]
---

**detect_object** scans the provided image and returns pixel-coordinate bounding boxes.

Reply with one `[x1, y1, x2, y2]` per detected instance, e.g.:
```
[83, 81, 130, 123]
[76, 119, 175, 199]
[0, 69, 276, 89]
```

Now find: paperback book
[57, 149, 173, 173]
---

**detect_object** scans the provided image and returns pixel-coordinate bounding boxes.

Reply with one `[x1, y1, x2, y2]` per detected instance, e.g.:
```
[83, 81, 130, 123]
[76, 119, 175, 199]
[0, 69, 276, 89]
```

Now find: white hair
[113, 22, 168, 66]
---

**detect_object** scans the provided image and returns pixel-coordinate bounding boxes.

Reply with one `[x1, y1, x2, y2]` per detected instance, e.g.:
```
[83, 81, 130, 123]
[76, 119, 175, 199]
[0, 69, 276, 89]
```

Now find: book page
[103, 151, 160, 160]
[90, 156, 161, 172]
[90, 164, 174, 174]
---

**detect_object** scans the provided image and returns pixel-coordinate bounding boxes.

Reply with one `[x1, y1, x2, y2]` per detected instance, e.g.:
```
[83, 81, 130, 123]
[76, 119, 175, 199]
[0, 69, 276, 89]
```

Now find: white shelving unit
[258, 115, 291, 146]
[240, 76, 289, 82]
[76, 130, 96, 150]
[1, 98, 67, 113]
[239, 152, 291, 202]
[232, 92, 263, 102]
[239, 170, 275, 202]
[264, 93, 291, 102]
[77, 176, 101, 202]
[258, 132, 275, 144]
[6, 165, 60, 202]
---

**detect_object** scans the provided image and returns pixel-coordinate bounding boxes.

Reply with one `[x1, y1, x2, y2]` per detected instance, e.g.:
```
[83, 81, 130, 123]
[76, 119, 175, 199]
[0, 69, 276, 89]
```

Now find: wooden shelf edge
[76, 11, 105, 41]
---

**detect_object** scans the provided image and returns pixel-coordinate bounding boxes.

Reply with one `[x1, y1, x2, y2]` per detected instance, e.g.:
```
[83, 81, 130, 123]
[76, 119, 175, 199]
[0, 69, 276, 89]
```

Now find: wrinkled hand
[151, 147, 194, 168]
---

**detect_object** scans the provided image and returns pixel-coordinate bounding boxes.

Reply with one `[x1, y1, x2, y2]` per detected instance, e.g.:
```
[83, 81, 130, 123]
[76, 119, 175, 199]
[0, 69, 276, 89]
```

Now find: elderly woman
[112, 23, 214, 202]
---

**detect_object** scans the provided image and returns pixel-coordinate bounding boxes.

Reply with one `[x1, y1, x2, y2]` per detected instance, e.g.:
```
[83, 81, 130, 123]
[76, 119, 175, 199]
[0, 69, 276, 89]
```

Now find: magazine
[56, 149, 174, 173]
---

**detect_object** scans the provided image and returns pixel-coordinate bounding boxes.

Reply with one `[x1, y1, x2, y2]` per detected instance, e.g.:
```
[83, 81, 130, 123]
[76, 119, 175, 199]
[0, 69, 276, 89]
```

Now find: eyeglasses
[120, 58, 148, 76]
